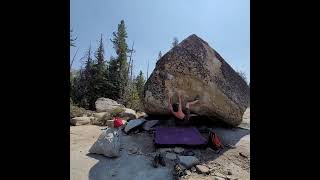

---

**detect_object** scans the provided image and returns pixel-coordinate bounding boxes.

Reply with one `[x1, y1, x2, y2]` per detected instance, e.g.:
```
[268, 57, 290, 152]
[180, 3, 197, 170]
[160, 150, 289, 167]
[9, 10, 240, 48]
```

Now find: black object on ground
[182, 150, 195, 156]
[152, 154, 159, 168]
[158, 153, 166, 166]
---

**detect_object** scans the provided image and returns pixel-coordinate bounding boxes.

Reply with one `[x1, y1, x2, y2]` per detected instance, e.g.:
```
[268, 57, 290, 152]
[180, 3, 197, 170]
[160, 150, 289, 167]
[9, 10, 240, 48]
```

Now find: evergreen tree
[172, 37, 178, 48]
[111, 20, 130, 101]
[125, 84, 140, 111]
[95, 34, 105, 65]
[108, 56, 121, 100]
[71, 46, 94, 109]
[135, 70, 145, 99]
[91, 34, 109, 105]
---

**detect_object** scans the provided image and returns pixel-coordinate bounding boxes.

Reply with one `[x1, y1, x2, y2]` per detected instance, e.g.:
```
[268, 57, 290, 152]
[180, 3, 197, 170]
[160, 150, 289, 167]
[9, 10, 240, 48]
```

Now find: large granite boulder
[143, 34, 249, 126]
[95, 98, 125, 113]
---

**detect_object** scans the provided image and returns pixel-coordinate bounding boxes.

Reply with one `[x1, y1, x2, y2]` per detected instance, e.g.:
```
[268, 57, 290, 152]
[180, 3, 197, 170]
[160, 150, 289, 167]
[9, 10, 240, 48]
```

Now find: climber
[168, 91, 199, 125]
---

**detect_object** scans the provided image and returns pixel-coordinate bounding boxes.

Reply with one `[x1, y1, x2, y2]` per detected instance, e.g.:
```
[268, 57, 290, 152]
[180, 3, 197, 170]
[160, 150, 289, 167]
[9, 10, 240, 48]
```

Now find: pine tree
[172, 37, 178, 48]
[126, 84, 140, 110]
[95, 34, 105, 65]
[135, 70, 145, 99]
[158, 51, 162, 61]
[91, 34, 109, 103]
[111, 20, 130, 102]
[108, 56, 121, 100]
[71, 46, 94, 109]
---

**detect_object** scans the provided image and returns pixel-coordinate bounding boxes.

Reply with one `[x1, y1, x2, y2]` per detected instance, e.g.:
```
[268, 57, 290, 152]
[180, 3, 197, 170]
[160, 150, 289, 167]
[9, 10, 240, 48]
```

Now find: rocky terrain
[70, 108, 250, 180]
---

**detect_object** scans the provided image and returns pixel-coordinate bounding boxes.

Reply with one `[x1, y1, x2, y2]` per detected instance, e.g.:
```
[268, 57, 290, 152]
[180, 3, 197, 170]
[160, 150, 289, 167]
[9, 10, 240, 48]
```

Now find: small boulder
[137, 111, 147, 118]
[93, 112, 110, 120]
[89, 128, 121, 157]
[70, 117, 91, 126]
[95, 97, 124, 113]
[178, 156, 200, 169]
[124, 119, 146, 133]
[120, 108, 138, 120]
[91, 112, 111, 126]
[191, 167, 196, 172]
[195, 165, 210, 174]
[185, 170, 191, 175]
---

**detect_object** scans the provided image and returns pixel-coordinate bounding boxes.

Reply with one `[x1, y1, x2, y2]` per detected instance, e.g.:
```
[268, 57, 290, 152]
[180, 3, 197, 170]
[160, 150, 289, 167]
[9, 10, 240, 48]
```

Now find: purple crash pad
[155, 127, 208, 146]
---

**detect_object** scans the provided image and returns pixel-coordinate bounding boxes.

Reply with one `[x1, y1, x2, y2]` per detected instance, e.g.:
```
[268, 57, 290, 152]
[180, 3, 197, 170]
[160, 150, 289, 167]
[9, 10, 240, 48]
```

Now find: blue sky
[70, 0, 250, 81]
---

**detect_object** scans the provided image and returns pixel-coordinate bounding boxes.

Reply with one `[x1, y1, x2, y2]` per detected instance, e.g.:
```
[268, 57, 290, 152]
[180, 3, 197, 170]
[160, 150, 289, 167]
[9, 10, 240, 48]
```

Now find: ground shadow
[86, 116, 249, 180]
[87, 153, 118, 180]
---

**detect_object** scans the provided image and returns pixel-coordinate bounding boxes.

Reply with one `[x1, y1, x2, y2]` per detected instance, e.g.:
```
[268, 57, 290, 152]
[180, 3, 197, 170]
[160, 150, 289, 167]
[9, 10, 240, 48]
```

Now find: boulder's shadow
[87, 153, 119, 180]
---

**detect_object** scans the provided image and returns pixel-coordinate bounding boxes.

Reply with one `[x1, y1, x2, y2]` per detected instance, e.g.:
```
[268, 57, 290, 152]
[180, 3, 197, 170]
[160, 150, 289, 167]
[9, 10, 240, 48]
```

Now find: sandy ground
[70, 108, 250, 180]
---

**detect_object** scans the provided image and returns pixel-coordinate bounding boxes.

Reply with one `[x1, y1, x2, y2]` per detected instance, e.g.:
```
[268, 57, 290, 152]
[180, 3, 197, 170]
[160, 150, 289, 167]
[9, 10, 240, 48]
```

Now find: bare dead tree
[127, 41, 135, 81]
[70, 47, 79, 70]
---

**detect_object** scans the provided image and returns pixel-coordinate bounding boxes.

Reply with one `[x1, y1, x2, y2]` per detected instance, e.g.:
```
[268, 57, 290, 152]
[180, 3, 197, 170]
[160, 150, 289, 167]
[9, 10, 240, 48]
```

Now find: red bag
[114, 117, 124, 128]
[209, 130, 224, 150]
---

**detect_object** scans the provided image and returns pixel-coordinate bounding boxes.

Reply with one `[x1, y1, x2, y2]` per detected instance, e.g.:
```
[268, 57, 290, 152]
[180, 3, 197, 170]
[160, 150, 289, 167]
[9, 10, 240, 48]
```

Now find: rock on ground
[93, 112, 110, 120]
[95, 97, 124, 113]
[143, 34, 249, 126]
[124, 119, 146, 133]
[71, 125, 172, 180]
[88, 128, 120, 157]
[178, 156, 200, 169]
[70, 117, 91, 126]
[136, 111, 147, 118]
[91, 112, 111, 126]
[195, 165, 209, 174]
[120, 108, 138, 121]
[71, 121, 250, 180]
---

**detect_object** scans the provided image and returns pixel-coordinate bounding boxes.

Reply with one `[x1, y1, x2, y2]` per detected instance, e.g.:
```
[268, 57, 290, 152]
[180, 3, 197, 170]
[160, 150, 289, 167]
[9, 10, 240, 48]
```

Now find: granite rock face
[143, 34, 249, 126]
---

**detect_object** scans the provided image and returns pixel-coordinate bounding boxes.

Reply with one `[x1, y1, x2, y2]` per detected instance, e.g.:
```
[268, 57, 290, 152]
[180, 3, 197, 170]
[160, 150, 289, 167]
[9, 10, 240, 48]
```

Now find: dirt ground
[70, 108, 250, 180]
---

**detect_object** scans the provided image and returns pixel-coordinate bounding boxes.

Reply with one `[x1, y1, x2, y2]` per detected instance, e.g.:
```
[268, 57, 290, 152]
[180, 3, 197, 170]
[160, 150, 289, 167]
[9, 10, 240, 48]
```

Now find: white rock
[120, 108, 138, 120]
[195, 165, 209, 174]
[70, 117, 90, 126]
[95, 97, 124, 113]
[178, 156, 200, 169]
[89, 128, 121, 157]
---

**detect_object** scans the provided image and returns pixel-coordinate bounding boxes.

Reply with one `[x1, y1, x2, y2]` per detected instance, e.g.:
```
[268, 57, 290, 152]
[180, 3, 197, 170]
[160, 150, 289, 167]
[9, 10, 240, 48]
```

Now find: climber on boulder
[168, 91, 199, 125]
